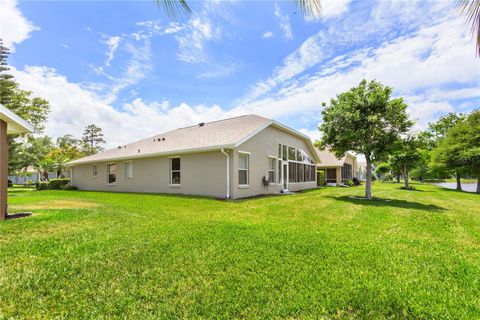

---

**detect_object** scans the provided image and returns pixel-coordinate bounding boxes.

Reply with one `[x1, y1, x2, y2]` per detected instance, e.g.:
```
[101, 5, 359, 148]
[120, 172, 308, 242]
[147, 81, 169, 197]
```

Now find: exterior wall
[231, 126, 317, 199]
[71, 150, 228, 198]
[344, 154, 356, 177]
[318, 154, 357, 185]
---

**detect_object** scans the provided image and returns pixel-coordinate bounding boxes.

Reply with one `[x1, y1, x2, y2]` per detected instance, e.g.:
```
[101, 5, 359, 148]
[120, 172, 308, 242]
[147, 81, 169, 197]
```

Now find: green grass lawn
[1, 183, 479, 319]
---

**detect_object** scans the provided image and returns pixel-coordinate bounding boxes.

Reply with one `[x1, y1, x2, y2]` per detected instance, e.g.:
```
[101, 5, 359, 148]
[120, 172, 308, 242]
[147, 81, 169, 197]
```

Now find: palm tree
[155, 0, 321, 20]
[52, 155, 70, 178]
[459, 0, 480, 56]
[56, 134, 80, 150]
[38, 158, 55, 181]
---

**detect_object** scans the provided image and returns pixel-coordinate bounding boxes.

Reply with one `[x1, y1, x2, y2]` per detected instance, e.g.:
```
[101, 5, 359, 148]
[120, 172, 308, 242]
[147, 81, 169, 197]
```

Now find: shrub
[62, 185, 78, 191]
[344, 179, 353, 187]
[48, 178, 71, 190]
[7, 179, 13, 187]
[384, 173, 394, 181]
[25, 180, 34, 187]
[352, 177, 361, 186]
[317, 170, 326, 186]
[35, 182, 49, 190]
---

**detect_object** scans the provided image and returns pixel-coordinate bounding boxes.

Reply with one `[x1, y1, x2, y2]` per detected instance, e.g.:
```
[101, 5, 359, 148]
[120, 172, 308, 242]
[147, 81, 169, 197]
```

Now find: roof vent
[198, 122, 205, 127]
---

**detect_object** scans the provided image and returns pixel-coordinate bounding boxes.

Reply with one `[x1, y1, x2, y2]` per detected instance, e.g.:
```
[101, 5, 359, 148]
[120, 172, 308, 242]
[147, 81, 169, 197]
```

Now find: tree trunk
[456, 171, 462, 191]
[365, 158, 372, 199]
[396, 174, 400, 183]
[476, 176, 480, 194]
[403, 165, 409, 189]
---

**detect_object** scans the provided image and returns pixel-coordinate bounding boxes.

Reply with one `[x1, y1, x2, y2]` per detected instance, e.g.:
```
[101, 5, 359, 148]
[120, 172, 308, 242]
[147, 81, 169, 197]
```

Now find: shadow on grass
[398, 187, 426, 192]
[328, 196, 446, 212]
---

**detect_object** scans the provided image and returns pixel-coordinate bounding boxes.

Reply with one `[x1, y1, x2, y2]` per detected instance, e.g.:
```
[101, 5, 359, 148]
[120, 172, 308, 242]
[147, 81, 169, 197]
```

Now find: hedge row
[35, 179, 78, 191]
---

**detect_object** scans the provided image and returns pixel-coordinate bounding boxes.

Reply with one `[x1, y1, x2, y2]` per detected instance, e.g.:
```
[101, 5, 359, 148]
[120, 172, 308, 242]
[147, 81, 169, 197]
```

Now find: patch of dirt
[11, 199, 100, 210]
[6, 212, 32, 220]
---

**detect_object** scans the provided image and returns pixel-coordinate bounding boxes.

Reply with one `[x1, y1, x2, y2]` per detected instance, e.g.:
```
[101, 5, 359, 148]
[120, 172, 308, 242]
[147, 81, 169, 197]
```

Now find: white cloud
[175, 17, 221, 64]
[103, 36, 120, 66]
[274, 3, 293, 40]
[321, 0, 352, 18]
[298, 127, 322, 142]
[135, 11, 234, 79]
[85, 36, 152, 104]
[234, 2, 480, 129]
[0, 0, 39, 50]
[10, 65, 229, 148]
[236, 35, 324, 105]
[262, 31, 274, 39]
[135, 20, 183, 36]
[197, 59, 238, 79]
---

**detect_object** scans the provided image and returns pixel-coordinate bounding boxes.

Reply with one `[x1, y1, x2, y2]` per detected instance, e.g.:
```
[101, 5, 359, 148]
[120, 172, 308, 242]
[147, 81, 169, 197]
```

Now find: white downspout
[220, 148, 230, 199]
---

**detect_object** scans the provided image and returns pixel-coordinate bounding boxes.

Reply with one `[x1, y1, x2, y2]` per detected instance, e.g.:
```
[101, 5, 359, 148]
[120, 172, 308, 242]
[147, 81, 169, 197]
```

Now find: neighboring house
[356, 161, 367, 181]
[8, 166, 60, 184]
[316, 149, 357, 185]
[67, 115, 320, 199]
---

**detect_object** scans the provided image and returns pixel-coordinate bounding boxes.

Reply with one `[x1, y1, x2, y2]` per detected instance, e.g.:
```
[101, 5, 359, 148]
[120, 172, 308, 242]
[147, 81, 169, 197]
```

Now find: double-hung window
[238, 152, 249, 186]
[125, 161, 133, 179]
[170, 157, 181, 185]
[107, 163, 117, 184]
[268, 157, 276, 183]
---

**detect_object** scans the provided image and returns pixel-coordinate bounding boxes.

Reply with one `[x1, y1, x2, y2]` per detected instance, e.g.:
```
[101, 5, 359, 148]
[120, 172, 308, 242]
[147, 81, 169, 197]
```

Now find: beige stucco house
[67, 115, 320, 199]
[316, 149, 357, 185]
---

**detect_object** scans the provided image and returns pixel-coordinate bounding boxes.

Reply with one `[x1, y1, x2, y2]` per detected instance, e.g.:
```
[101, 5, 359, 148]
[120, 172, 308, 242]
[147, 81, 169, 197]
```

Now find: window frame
[107, 162, 117, 185]
[238, 151, 250, 187]
[169, 156, 181, 186]
[268, 156, 277, 184]
[288, 147, 297, 161]
[92, 164, 97, 178]
[125, 161, 133, 179]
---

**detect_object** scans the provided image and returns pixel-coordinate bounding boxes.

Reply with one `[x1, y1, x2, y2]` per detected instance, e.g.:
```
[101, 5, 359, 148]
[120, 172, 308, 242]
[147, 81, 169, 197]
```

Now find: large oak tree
[432, 109, 480, 194]
[318, 79, 413, 199]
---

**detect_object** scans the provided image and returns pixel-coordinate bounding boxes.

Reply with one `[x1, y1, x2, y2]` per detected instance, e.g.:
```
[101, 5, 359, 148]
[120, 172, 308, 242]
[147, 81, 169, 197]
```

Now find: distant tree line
[318, 79, 479, 197]
[1, 39, 106, 181]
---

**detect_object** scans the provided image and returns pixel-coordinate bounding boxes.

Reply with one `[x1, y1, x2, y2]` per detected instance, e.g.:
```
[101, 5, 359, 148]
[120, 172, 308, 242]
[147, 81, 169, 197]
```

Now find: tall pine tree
[82, 124, 106, 155]
[0, 39, 50, 174]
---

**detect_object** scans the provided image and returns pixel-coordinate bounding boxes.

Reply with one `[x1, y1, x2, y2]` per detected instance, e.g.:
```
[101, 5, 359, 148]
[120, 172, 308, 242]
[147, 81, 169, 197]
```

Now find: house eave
[66, 144, 234, 166]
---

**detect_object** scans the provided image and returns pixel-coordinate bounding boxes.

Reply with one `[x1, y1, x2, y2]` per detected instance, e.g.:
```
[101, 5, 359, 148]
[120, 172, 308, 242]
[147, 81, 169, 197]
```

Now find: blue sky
[1, 0, 479, 147]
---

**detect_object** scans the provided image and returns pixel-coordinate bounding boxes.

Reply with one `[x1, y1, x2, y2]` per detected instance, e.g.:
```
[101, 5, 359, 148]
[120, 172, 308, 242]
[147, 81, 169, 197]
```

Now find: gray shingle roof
[69, 114, 304, 165]
[316, 148, 356, 167]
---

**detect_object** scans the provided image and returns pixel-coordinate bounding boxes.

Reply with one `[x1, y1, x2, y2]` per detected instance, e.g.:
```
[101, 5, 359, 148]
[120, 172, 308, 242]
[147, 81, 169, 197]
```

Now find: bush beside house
[35, 178, 76, 190]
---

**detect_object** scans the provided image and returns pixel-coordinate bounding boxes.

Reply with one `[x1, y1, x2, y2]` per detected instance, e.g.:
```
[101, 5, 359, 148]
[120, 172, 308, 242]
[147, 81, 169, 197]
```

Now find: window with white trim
[92, 164, 97, 177]
[282, 145, 288, 161]
[238, 152, 249, 185]
[170, 157, 181, 185]
[107, 163, 117, 184]
[288, 147, 296, 161]
[268, 157, 276, 183]
[125, 161, 133, 179]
